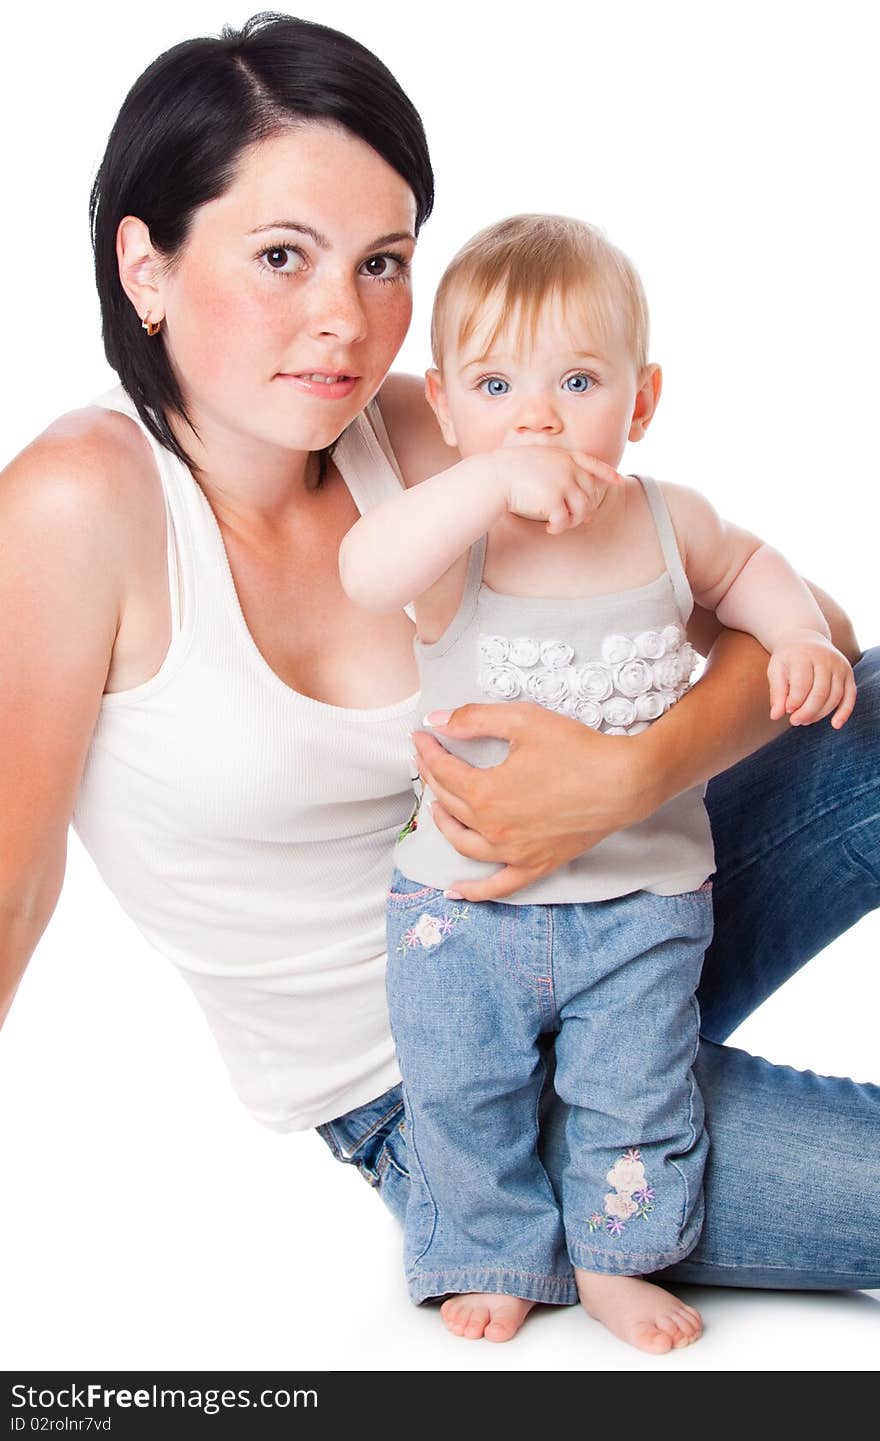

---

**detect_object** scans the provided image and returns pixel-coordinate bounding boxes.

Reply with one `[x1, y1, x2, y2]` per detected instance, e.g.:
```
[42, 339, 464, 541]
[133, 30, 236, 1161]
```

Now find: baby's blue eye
[479, 377, 510, 396]
[564, 373, 594, 393]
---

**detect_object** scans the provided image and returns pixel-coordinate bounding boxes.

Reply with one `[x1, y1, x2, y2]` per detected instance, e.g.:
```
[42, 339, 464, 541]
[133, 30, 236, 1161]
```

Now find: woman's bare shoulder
[375, 372, 460, 487]
[2, 403, 163, 542]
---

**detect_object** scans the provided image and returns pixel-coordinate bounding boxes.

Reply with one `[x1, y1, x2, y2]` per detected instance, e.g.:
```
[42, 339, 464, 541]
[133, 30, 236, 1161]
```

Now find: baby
[339, 214, 856, 1354]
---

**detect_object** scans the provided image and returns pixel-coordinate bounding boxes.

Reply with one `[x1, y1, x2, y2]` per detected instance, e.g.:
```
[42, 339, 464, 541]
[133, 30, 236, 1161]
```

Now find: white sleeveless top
[73, 384, 417, 1131]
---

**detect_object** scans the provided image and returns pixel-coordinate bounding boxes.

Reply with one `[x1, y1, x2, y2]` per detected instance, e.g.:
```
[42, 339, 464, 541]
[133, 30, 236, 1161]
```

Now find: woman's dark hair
[89, 12, 434, 479]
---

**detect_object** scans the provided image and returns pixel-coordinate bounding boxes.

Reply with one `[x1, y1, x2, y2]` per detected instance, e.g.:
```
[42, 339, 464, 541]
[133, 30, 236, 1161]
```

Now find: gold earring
[141, 312, 162, 337]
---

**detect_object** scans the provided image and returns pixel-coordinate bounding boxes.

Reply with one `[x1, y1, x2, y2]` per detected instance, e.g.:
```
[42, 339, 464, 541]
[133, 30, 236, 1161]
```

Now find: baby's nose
[514, 395, 563, 432]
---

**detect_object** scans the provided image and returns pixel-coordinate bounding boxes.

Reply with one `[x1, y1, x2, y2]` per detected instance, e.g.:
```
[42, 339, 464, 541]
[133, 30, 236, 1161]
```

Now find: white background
[1, 0, 878, 1374]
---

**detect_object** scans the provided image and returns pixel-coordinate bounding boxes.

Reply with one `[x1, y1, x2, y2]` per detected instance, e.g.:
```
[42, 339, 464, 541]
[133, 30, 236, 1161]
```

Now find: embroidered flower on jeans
[604, 1192, 639, 1220]
[602, 695, 637, 729]
[539, 639, 575, 669]
[526, 668, 570, 709]
[479, 635, 510, 664]
[586, 1146, 656, 1240]
[479, 664, 523, 700]
[508, 636, 541, 667]
[614, 658, 654, 699]
[607, 1155, 647, 1192]
[396, 903, 471, 956]
[601, 633, 637, 665]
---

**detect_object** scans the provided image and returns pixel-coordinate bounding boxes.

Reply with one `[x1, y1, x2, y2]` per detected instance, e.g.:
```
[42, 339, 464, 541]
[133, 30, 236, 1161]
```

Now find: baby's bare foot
[440, 1293, 535, 1342]
[575, 1269, 703, 1354]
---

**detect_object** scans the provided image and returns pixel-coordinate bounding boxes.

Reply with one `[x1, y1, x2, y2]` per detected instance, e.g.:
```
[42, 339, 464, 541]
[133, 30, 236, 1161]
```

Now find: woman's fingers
[411, 730, 481, 828]
[429, 801, 497, 862]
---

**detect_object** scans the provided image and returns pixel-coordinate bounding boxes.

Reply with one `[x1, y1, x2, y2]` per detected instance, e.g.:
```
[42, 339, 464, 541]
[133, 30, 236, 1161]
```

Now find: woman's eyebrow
[247, 220, 415, 248]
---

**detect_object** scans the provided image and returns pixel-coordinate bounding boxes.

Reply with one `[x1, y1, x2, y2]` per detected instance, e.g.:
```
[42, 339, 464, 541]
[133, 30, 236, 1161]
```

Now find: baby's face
[434, 290, 648, 469]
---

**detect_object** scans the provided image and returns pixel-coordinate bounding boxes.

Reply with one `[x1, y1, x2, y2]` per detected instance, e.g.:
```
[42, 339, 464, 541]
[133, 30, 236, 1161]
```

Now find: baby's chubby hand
[492, 446, 624, 534]
[768, 628, 857, 728]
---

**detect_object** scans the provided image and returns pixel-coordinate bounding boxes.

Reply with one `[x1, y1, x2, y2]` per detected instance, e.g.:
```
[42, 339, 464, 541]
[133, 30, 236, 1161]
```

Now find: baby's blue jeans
[317, 645, 880, 1295]
[384, 874, 713, 1303]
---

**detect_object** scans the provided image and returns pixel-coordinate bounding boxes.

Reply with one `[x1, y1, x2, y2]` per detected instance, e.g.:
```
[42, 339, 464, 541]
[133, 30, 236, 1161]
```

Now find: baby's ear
[424, 368, 458, 447]
[629, 362, 662, 442]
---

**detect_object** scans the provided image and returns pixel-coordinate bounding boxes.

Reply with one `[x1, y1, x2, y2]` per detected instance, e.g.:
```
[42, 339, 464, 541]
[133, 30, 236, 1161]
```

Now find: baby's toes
[658, 1309, 702, 1347]
[462, 1306, 491, 1339]
[485, 1304, 523, 1343]
[440, 1297, 473, 1336]
[632, 1320, 674, 1354]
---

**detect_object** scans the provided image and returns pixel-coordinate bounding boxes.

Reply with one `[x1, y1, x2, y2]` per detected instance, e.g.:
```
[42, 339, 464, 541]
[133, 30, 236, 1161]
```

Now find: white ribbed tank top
[73, 384, 418, 1130]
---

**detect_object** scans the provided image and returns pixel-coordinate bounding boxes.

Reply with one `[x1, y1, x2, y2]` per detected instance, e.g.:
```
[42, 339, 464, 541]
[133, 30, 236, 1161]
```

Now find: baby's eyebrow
[459, 350, 605, 371]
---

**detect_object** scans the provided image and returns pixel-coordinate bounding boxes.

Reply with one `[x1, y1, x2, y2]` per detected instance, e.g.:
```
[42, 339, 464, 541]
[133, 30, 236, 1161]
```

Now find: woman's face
[156, 123, 418, 457]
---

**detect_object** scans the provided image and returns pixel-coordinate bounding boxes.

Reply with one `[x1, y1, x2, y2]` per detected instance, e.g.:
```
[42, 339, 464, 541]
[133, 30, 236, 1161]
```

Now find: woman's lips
[276, 373, 359, 399]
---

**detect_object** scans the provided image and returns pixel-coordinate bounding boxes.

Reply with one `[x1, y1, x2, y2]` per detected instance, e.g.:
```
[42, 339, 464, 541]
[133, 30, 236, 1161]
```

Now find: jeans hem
[407, 1267, 578, 1307]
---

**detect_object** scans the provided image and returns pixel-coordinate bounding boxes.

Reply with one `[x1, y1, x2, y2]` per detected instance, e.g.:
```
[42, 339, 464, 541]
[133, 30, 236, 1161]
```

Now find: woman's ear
[629, 363, 662, 442]
[116, 216, 165, 328]
[424, 368, 458, 448]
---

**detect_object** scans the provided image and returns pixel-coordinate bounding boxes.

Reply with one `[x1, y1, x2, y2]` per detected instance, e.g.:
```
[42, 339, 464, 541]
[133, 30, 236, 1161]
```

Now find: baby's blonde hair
[430, 214, 649, 375]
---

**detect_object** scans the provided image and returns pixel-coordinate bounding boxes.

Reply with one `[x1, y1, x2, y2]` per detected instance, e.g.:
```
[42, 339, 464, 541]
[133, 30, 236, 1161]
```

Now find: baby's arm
[338, 453, 505, 613]
[339, 447, 620, 613]
[663, 483, 857, 728]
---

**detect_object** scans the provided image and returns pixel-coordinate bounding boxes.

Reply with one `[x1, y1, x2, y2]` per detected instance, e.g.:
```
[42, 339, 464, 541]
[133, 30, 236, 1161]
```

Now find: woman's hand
[411, 702, 653, 902]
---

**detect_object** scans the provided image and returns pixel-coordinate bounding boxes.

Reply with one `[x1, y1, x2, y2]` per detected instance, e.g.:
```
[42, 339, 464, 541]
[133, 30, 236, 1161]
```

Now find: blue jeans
[317, 645, 880, 1293]
[384, 877, 713, 1302]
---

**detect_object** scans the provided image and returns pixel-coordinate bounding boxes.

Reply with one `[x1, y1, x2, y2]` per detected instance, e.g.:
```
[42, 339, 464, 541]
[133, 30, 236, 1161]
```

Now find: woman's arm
[0, 430, 125, 1026]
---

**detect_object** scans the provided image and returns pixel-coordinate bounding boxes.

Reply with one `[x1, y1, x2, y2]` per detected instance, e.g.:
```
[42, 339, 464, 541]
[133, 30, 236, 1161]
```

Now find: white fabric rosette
[603, 726, 629, 735]
[602, 695, 637, 728]
[656, 689, 679, 712]
[675, 641, 698, 685]
[651, 653, 681, 690]
[627, 721, 651, 735]
[661, 624, 684, 653]
[571, 662, 614, 702]
[571, 698, 603, 729]
[526, 668, 570, 709]
[479, 635, 509, 664]
[614, 657, 654, 699]
[508, 637, 541, 668]
[479, 664, 522, 700]
[634, 629, 666, 660]
[539, 639, 575, 670]
[601, 633, 637, 665]
[634, 690, 667, 722]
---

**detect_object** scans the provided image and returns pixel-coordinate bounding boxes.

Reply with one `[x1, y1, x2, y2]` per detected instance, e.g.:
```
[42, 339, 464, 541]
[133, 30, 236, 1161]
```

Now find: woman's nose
[305, 276, 368, 345]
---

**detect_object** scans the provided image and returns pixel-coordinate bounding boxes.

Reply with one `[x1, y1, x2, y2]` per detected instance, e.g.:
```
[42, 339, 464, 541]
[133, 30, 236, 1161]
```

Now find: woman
[1, 11, 877, 1335]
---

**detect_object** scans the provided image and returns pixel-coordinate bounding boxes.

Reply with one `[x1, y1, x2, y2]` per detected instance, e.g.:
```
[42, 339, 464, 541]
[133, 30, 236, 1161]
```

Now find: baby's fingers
[782, 655, 816, 718]
[569, 452, 625, 489]
[788, 666, 832, 726]
[831, 672, 858, 729]
[767, 653, 791, 720]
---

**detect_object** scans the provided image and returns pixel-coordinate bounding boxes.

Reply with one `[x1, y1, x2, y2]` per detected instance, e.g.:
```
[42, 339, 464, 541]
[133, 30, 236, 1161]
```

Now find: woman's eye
[259, 245, 304, 274]
[564, 373, 595, 393]
[479, 377, 511, 396]
[360, 254, 409, 283]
